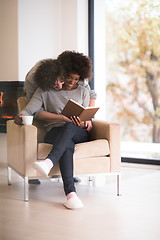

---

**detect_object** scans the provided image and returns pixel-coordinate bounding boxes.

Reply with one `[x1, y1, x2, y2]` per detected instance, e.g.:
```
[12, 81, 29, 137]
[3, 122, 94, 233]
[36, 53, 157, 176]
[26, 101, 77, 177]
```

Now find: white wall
[61, 0, 88, 54]
[77, 0, 88, 54]
[94, 0, 106, 120]
[18, 0, 88, 81]
[18, 0, 61, 80]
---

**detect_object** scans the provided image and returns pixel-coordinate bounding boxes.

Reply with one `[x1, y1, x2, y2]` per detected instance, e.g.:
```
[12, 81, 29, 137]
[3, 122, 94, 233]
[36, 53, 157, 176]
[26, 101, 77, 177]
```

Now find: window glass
[104, 0, 160, 159]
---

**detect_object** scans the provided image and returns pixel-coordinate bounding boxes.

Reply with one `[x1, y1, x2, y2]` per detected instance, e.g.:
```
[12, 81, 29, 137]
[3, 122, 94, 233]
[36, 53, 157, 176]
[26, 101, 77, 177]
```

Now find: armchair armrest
[7, 120, 38, 177]
[90, 119, 121, 172]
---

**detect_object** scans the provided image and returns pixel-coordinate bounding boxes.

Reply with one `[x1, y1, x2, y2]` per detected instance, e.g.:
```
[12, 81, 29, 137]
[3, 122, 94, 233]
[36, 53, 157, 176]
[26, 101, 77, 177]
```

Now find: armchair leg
[88, 176, 96, 187]
[24, 177, 29, 202]
[8, 166, 12, 185]
[117, 174, 121, 196]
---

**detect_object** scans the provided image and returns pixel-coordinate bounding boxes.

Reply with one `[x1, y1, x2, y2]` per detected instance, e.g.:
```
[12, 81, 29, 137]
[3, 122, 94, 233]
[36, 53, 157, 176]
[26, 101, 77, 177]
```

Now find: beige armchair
[7, 97, 121, 201]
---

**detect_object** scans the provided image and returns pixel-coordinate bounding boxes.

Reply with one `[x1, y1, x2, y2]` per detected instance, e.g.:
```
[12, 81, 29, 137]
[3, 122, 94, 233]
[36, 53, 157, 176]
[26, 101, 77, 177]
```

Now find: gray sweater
[21, 85, 90, 132]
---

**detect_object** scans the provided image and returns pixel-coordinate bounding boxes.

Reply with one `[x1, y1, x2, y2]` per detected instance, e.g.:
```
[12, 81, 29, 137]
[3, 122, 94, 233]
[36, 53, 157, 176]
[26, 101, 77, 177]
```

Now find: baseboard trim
[121, 157, 160, 165]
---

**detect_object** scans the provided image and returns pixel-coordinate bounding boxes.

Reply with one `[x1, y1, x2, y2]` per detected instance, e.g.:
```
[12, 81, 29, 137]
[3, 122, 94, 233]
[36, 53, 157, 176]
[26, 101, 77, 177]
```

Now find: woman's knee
[63, 122, 75, 132]
[65, 122, 74, 128]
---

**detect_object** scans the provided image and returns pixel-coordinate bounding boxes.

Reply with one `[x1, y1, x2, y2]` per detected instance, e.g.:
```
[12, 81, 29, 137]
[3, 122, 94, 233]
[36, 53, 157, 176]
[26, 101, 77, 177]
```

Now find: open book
[61, 99, 99, 121]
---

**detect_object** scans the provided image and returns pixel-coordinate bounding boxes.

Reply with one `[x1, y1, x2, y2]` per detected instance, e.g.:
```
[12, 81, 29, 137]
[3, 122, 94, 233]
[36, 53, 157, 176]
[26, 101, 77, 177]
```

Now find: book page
[79, 107, 99, 121]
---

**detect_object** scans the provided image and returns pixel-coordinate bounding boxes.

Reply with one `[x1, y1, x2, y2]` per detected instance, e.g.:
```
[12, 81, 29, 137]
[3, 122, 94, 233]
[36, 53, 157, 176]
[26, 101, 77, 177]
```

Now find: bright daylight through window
[105, 0, 160, 160]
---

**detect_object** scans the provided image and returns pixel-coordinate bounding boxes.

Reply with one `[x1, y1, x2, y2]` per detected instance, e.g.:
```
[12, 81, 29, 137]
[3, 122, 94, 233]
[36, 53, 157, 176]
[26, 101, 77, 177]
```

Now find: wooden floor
[0, 163, 160, 240]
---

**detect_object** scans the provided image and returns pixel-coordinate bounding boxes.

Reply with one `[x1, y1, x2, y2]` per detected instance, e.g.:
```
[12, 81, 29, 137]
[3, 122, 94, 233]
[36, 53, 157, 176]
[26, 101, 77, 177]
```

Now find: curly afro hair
[57, 51, 93, 81]
[34, 59, 64, 90]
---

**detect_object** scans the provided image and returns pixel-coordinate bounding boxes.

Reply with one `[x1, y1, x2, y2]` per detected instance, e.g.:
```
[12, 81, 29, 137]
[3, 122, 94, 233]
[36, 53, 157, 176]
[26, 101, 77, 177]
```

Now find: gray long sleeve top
[21, 85, 90, 132]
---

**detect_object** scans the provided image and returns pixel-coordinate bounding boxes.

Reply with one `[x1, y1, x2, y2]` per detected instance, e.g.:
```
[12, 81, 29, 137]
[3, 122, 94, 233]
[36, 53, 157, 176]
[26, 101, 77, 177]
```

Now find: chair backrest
[17, 96, 46, 143]
[17, 97, 28, 112]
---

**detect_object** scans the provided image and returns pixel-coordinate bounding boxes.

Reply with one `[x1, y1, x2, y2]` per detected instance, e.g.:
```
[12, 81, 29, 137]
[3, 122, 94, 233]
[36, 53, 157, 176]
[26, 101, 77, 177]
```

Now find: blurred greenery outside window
[105, 0, 160, 159]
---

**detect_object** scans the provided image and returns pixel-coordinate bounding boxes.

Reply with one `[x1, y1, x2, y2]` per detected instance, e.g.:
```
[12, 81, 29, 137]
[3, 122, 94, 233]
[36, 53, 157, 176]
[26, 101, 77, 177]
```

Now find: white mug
[22, 116, 33, 125]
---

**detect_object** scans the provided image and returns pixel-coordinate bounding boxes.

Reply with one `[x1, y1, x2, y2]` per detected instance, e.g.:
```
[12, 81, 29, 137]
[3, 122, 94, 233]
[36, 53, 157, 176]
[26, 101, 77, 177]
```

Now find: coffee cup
[22, 116, 33, 125]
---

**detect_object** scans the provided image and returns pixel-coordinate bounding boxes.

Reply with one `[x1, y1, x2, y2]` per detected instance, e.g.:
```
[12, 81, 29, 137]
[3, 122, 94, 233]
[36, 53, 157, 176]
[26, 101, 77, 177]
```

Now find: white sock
[44, 158, 54, 169]
[32, 158, 53, 177]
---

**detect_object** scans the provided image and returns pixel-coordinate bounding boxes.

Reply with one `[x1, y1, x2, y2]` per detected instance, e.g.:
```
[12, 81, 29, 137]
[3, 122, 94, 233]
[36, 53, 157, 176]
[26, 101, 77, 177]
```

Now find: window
[93, 0, 160, 162]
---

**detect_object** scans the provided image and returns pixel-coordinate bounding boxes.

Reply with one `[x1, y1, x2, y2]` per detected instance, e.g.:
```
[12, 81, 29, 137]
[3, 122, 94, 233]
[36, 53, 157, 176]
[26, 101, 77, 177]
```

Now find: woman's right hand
[14, 114, 23, 125]
[70, 116, 85, 128]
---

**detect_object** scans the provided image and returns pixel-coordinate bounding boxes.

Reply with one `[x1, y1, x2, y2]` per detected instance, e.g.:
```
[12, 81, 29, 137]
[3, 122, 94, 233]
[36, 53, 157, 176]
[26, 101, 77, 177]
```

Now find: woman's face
[63, 73, 80, 90]
[53, 77, 64, 90]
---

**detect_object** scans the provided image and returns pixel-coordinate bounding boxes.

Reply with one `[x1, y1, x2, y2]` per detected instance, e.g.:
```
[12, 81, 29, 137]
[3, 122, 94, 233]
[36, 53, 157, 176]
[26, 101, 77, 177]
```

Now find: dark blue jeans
[44, 122, 89, 195]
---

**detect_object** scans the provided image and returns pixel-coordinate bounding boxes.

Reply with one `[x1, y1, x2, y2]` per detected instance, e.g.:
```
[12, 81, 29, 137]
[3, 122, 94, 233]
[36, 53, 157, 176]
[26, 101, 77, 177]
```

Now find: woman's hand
[70, 116, 84, 128]
[70, 116, 92, 131]
[84, 120, 92, 132]
[14, 114, 24, 125]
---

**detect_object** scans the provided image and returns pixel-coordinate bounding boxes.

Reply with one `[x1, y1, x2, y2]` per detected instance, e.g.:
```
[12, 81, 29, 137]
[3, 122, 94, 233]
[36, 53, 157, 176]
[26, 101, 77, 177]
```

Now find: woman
[24, 52, 96, 106]
[18, 52, 93, 209]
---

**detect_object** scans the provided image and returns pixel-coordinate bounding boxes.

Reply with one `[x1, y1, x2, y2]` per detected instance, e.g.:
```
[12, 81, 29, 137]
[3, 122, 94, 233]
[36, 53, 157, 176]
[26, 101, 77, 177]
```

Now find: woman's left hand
[14, 114, 23, 125]
[84, 120, 92, 132]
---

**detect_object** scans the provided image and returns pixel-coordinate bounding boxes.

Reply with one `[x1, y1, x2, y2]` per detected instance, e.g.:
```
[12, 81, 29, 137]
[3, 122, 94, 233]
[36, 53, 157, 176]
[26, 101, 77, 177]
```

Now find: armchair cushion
[37, 139, 110, 160]
[73, 139, 109, 159]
